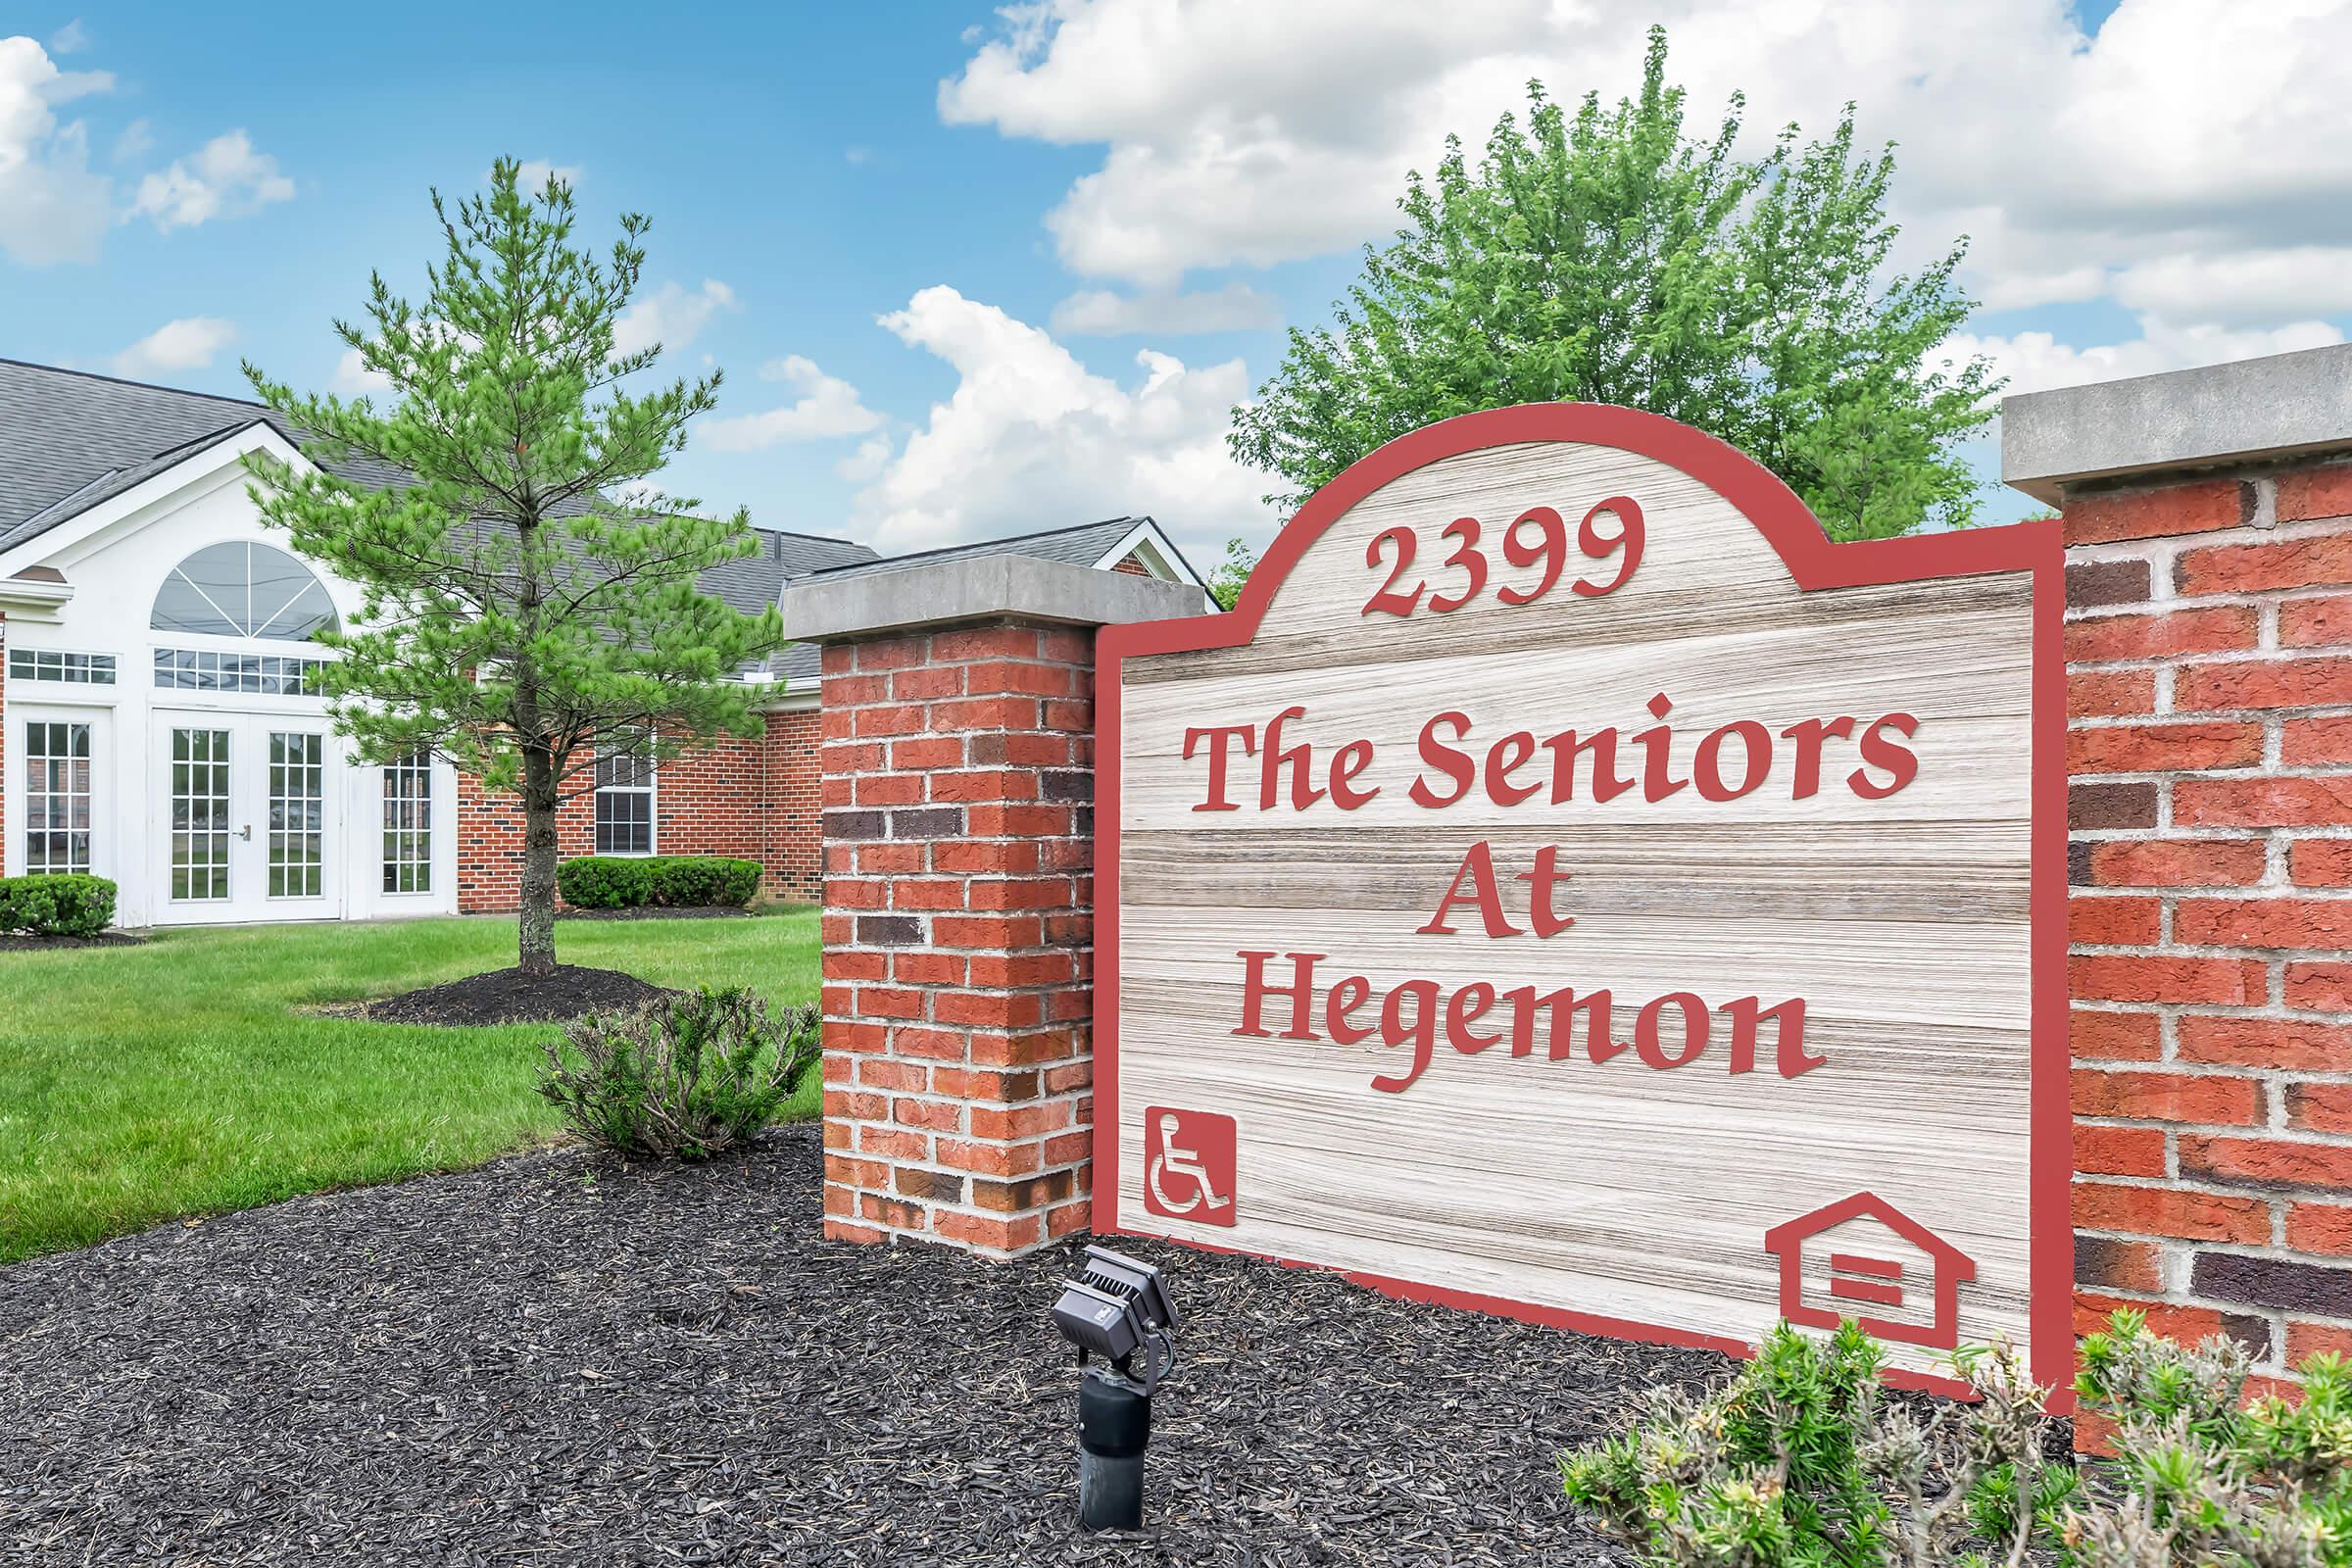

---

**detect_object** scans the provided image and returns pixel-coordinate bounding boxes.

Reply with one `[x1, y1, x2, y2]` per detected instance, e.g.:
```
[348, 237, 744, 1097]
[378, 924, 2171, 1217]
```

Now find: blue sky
[5, 1, 2348, 564]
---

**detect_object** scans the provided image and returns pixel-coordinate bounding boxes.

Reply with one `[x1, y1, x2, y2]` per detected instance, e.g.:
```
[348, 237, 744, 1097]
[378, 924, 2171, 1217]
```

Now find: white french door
[154, 712, 340, 923]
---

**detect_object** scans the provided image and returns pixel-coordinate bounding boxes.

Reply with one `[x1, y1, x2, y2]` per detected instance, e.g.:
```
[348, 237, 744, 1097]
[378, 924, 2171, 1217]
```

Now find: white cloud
[940, 0, 2352, 312]
[0, 34, 113, 264]
[129, 128, 294, 231]
[611, 278, 737, 358]
[848, 285, 1268, 558]
[330, 345, 391, 397]
[835, 433, 894, 481]
[1051, 280, 1281, 336]
[499, 158, 582, 190]
[2112, 248, 2352, 327]
[110, 116, 149, 162]
[699, 355, 884, 451]
[46, 21, 88, 55]
[844, 145, 875, 166]
[1941, 315, 2347, 401]
[109, 316, 234, 378]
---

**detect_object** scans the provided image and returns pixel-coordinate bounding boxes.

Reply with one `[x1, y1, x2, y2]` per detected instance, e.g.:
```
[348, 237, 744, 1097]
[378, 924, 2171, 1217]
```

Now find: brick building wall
[2065, 463, 2352, 1392]
[455, 704, 822, 911]
[815, 621, 1096, 1255]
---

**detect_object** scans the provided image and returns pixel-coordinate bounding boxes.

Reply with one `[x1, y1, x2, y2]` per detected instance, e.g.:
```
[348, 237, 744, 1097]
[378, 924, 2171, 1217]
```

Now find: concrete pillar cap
[2002, 342, 2352, 505]
[779, 556, 1208, 643]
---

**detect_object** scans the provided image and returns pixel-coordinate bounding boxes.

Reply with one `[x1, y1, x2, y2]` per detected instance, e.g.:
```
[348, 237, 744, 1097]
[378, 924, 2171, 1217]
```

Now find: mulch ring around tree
[329, 963, 680, 1025]
[0, 931, 144, 953]
[0, 1129, 1731, 1567]
[557, 905, 761, 921]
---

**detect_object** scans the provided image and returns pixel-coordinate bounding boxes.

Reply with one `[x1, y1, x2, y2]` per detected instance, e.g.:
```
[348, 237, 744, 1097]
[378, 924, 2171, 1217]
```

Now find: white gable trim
[1092, 518, 1205, 589]
[0, 421, 309, 583]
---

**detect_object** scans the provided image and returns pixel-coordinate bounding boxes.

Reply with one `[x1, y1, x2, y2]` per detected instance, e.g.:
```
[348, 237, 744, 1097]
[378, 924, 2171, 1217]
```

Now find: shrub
[645, 856, 761, 908]
[1560, 1320, 2068, 1567]
[0, 873, 118, 938]
[1561, 1312, 2352, 1568]
[2069, 1309, 2351, 1567]
[537, 988, 818, 1158]
[556, 856, 653, 909]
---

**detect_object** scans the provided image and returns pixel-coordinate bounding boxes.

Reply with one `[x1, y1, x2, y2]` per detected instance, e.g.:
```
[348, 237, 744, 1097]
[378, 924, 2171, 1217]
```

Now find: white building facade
[2, 424, 460, 927]
[0, 360, 1210, 929]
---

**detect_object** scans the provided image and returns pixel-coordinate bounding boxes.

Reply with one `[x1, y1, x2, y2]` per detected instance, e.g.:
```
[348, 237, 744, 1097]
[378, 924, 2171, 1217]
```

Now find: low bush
[555, 856, 654, 909]
[537, 987, 819, 1158]
[1561, 1311, 2350, 1567]
[557, 856, 762, 909]
[0, 873, 118, 938]
[2070, 1309, 2350, 1567]
[1562, 1321, 2067, 1567]
[646, 856, 761, 908]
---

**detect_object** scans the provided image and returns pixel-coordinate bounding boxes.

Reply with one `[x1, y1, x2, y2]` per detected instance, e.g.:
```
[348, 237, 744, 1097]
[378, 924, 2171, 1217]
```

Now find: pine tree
[243, 159, 781, 977]
[1230, 28, 1998, 542]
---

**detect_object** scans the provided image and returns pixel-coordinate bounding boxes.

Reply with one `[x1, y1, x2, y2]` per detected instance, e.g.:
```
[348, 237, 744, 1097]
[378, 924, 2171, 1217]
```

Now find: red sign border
[1092, 402, 2069, 1403]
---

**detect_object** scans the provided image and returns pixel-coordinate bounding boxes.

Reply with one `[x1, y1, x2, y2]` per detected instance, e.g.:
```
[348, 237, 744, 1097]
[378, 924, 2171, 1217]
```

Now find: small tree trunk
[518, 746, 561, 978]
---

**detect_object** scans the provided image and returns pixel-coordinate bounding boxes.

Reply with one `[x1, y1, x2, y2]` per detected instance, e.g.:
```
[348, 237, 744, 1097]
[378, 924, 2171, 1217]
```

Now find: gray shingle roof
[0, 359, 1176, 700]
[701, 530, 877, 619]
[0, 356, 875, 615]
[0, 359, 413, 553]
[807, 514, 1194, 582]
[0, 361, 289, 547]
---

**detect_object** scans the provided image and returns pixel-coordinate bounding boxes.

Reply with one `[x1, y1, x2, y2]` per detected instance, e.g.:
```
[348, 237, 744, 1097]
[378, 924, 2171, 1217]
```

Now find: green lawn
[0, 910, 821, 1264]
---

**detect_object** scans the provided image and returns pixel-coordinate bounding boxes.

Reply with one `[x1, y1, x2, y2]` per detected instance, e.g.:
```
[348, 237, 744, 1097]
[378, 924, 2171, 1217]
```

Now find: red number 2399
[1361, 497, 1644, 618]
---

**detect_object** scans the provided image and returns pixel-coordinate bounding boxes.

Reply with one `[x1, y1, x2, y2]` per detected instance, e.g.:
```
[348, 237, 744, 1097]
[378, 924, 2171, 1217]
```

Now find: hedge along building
[799, 342, 2352, 1409]
[0, 358, 1208, 928]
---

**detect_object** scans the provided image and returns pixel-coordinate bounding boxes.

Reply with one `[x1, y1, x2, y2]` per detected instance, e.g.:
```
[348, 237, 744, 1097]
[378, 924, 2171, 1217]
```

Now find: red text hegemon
[1232, 951, 1819, 1093]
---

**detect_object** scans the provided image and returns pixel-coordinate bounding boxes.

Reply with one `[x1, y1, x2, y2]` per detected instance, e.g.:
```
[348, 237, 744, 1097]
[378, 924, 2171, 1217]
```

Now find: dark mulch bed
[0, 931, 143, 952]
[0, 1131, 1725, 1566]
[346, 963, 680, 1025]
[558, 905, 760, 922]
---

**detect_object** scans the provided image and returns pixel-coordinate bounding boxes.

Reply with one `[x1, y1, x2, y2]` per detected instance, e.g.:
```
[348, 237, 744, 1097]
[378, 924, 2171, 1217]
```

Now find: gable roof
[0, 359, 420, 556]
[807, 515, 1202, 586]
[0, 361, 277, 551]
[0, 357, 877, 618]
[0, 360, 1196, 694]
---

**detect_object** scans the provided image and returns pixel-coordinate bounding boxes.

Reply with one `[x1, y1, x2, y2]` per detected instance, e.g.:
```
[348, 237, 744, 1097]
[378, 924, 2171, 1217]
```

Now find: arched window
[151, 542, 340, 641]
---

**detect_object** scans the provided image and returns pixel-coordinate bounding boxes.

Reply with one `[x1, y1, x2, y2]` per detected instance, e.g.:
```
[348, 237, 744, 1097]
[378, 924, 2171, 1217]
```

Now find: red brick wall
[764, 707, 821, 902]
[454, 772, 594, 912]
[2066, 463, 2352, 1390]
[1109, 551, 1151, 577]
[455, 705, 822, 910]
[816, 620, 1096, 1256]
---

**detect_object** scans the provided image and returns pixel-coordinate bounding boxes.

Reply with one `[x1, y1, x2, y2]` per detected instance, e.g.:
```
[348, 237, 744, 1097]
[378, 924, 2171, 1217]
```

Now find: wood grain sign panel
[1096, 405, 2068, 1393]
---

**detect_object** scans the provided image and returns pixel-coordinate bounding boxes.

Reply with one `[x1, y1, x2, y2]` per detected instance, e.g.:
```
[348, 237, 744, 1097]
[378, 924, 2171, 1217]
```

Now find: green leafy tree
[243, 160, 781, 978]
[1206, 536, 1257, 611]
[1231, 28, 1997, 542]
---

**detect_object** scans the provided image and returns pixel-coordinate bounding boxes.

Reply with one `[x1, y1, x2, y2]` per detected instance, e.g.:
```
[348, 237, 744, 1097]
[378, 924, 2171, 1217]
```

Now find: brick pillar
[816, 620, 1097, 1255]
[2064, 461, 2352, 1389]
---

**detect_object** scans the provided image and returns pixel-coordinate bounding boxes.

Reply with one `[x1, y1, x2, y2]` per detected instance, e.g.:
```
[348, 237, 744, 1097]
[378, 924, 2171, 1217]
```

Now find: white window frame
[381, 752, 434, 895]
[23, 719, 94, 874]
[8, 647, 117, 687]
[593, 737, 657, 858]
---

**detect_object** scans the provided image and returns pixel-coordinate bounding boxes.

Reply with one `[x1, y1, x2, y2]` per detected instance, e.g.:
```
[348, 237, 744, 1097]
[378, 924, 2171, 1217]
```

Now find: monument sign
[1095, 404, 2067, 1391]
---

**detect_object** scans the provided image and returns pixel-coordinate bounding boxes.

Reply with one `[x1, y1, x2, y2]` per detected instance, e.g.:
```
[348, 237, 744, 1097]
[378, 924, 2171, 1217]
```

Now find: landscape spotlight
[1049, 1245, 1179, 1532]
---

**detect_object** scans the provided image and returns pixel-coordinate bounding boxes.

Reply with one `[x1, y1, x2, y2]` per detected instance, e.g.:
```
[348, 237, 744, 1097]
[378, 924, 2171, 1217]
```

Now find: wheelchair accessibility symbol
[1141, 1105, 1237, 1227]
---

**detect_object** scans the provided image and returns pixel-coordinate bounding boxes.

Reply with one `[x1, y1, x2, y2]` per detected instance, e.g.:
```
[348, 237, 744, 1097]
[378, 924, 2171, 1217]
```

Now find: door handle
[238, 824, 253, 841]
